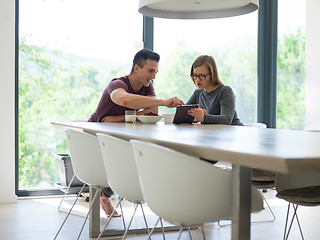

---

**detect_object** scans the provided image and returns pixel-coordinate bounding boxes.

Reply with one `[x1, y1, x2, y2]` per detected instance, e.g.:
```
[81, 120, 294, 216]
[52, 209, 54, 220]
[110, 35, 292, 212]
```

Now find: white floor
[1, 190, 320, 240]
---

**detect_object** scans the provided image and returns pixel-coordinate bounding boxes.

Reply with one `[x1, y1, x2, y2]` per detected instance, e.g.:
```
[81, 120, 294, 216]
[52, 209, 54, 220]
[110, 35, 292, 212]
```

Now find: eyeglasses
[190, 73, 211, 80]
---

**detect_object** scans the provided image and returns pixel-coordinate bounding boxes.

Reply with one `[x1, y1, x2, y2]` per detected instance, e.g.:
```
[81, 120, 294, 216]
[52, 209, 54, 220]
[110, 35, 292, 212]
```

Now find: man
[89, 48, 184, 122]
[88, 49, 184, 217]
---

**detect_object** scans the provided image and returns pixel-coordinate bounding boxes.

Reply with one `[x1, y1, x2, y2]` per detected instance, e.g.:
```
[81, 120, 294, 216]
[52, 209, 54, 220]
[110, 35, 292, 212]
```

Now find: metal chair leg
[187, 226, 193, 239]
[294, 205, 304, 240]
[122, 203, 139, 239]
[140, 203, 151, 236]
[97, 197, 125, 240]
[218, 189, 276, 227]
[54, 183, 87, 240]
[119, 198, 126, 230]
[77, 187, 101, 240]
[58, 173, 77, 211]
[201, 224, 206, 240]
[177, 227, 183, 240]
[160, 218, 166, 240]
[147, 217, 161, 240]
[283, 203, 291, 240]
[259, 190, 276, 223]
[284, 203, 304, 240]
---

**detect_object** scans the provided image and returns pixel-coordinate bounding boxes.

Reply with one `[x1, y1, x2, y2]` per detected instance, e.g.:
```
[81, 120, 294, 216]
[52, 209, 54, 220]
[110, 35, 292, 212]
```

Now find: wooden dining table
[51, 121, 320, 239]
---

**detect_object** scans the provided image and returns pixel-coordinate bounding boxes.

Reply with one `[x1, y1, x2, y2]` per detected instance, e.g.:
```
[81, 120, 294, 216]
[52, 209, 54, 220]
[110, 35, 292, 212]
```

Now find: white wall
[305, 0, 320, 130]
[0, 0, 17, 203]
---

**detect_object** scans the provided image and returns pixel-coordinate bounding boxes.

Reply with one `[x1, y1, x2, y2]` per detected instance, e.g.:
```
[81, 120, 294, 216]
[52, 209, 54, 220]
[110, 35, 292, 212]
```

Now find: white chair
[275, 172, 320, 240]
[131, 140, 263, 240]
[54, 129, 115, 240]
[96, 133, 164, 239]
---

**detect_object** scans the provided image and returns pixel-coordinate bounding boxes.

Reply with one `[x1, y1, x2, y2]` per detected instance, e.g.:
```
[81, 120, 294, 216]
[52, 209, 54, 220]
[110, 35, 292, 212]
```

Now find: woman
[186, 55, 243, 125]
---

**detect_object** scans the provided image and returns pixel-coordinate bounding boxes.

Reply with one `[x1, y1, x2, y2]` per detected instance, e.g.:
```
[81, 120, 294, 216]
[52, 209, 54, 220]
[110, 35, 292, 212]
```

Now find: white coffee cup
[163, 113, 175, 124]
[125, 110, 136, 123]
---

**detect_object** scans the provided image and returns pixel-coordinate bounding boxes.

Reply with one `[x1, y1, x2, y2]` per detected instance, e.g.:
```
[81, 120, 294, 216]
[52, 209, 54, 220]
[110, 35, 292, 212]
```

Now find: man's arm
[102, 115, 125, 122]
[137, 95, 158, 115]
[110, 88, 184, 109]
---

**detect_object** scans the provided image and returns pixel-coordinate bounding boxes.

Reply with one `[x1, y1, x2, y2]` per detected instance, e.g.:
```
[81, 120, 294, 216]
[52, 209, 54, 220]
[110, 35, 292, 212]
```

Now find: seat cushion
[252, 180, 275, 189]
[276, 185, 320, 206]
[252, 169, 276, 182]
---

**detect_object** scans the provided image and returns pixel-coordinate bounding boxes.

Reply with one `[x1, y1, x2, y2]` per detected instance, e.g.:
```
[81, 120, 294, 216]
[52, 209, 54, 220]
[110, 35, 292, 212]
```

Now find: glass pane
[277, 0, 306, 130]
[153, 12, 258, 124]
[18, 0, 142, 191]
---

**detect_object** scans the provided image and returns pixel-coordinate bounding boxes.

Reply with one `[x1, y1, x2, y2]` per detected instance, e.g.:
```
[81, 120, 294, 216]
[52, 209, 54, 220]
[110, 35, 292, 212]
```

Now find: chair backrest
[275, 172, 320, 193]
[97, 133, 144, 203]
[131, 139, 263, 226]
[65, 129, 109, 188]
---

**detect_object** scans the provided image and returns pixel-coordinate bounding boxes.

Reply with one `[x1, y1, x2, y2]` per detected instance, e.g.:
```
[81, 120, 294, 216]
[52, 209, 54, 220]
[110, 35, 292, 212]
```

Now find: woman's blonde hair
[190, 55, 222, 86]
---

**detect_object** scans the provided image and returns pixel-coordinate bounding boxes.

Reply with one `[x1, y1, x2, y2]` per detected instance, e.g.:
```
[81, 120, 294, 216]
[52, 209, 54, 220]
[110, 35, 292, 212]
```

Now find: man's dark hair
[130, 49, 160, 73]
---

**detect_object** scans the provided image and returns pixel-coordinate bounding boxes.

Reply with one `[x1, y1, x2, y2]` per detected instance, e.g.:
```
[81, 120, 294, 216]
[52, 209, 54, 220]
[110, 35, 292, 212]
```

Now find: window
[153, 13, 258, 123]
[277, 0, 306, 130]
[18, 0, 142, 194]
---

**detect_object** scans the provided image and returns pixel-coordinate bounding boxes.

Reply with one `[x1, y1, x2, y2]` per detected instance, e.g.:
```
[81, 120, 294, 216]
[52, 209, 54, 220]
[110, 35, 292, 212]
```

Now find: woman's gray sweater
[186, 85, 243, 125]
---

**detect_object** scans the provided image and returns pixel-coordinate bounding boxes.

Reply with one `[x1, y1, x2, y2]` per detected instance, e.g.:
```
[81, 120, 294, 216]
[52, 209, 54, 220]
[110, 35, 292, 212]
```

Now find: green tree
[19, 39, 102, 188]
[277, 28, 305, 130]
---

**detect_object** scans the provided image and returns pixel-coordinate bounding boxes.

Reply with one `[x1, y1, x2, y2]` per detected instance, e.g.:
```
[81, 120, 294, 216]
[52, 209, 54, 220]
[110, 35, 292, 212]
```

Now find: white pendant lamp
[139, 0, 259, 19]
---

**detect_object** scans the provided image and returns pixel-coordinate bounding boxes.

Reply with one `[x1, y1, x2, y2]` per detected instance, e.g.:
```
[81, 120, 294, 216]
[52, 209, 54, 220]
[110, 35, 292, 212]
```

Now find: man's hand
[164, 97, 185, 108]
[187, 107, 208, 122]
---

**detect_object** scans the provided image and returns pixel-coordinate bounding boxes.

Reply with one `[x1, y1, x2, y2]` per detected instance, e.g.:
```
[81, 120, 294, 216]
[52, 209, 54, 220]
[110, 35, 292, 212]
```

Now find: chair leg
[177, 227, 183, 240]
[54, 183, 87, 240]
[58, 173, 77, 211]
[119, 198, 126, 230]
[76, 187, 101, 240]
[160, 218, 166, 240]
[257, 189, 276, 223]
[294, 205, 304, 240]
[122, 203, 139, 239]
[218, 189, 276, 227]
[283, 203, 304, 240]
[140, 203, 151, 235]
[201, 224, 206, 240]
[147, 217, 161, 240]
[187, 226, 193, 240]
[97, 197, 124, 240]
[283, 203, 291, 240]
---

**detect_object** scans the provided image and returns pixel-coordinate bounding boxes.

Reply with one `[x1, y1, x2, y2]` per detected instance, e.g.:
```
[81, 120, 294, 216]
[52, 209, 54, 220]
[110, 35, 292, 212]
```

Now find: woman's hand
[187, 107, 208, 122]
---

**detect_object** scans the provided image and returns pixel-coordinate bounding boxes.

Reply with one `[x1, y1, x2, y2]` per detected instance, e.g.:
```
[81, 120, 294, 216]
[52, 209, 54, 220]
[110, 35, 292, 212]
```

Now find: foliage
[277, 28, 305, 129]
[213, 47, 258, 123]
[19, 39, 103, 188]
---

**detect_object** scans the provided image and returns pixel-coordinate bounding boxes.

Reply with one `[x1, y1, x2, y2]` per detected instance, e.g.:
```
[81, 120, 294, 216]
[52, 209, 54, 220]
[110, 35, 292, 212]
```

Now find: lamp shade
[139, 0, 259, 19]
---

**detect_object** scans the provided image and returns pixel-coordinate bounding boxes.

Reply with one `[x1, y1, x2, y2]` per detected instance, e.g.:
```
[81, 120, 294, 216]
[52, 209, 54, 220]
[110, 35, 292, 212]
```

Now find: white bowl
[137, 115, 163, 124]
[163, 113, 175, 124]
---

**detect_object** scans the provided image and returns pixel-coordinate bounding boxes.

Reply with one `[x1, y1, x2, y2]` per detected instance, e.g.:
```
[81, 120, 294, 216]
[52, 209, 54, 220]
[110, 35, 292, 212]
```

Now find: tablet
[173, 104, 198, 124]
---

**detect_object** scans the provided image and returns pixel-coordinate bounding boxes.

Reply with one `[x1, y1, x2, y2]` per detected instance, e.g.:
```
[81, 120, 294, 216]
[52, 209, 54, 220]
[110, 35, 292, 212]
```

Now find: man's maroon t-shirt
[88, 75, 156, 122]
